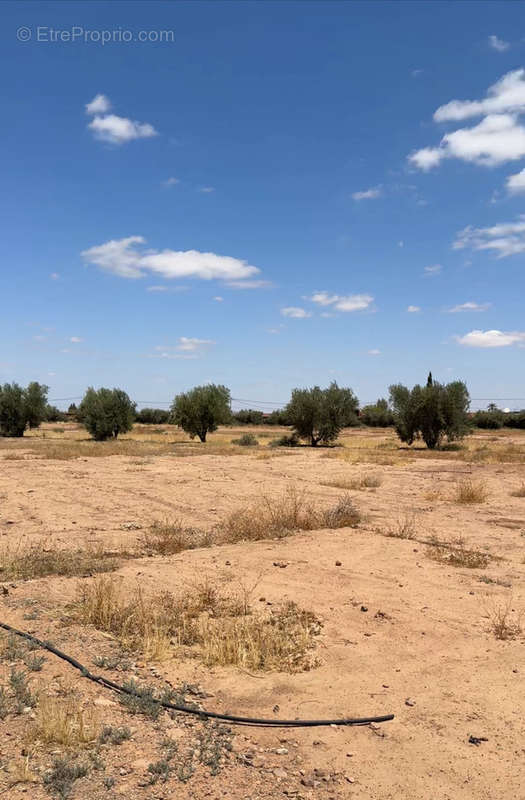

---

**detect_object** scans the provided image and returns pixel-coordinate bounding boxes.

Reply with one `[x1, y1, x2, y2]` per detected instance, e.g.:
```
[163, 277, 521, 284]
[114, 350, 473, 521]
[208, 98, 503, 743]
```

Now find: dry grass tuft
[142, 520, 213, 556]
[71, 576, 321, 671]
[29, 694, 100, 746]
[0, 541, 122, 581]
[220, 486, 360, 543]
[510, 482, 525, 498]
[426, 537, 490, 569]
[200, 602, 322, 672]
[385, 513, 417, 540]
[488, 602, 522, 640]
[322, 472, 382, 491]
[453, 478, 489, 504]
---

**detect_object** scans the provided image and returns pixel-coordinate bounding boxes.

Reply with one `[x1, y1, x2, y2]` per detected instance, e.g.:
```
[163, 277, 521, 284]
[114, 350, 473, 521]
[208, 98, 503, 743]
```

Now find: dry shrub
[385, 513, 417, 540]
[5, 756, 38, 787]
[220, 486, 360, 543]
[426, 537, 490, 569]
[510, 482, 525, 498]
[142, 520, 213, 556]
[453, 478, 489, 504]
[200, 602, 322, 672]
[322, 472, 382, 490]
[488, 601, 522, 640]
[72, 577, 320, 671]
[0, 541, 122, 581]
[29, 694, 100, 746]
[424, 489, 444, 501]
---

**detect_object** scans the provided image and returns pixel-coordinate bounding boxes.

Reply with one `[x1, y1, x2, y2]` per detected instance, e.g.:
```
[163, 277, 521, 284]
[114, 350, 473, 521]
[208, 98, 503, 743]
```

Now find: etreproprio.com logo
[17, 26, 175, 44]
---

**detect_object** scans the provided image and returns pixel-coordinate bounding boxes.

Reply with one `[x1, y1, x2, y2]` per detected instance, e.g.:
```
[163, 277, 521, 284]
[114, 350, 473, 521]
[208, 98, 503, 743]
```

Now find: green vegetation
[285, 382, 359, 446]
[171, 383, 231, 442]
[79, 387, 136, 441]
[135, 407, 171, 424]
[360, 398, 394, 427]
[389, 372, 470, 449]
[0, 381, 48, 437]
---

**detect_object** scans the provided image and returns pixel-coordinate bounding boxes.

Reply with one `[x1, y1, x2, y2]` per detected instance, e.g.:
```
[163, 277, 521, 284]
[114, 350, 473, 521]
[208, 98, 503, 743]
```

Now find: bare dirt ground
[1, 424, 524, 800]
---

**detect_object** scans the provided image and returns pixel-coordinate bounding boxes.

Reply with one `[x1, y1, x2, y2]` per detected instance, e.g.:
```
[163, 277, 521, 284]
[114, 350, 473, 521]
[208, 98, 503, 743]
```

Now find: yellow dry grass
[29, 694, 100, 747]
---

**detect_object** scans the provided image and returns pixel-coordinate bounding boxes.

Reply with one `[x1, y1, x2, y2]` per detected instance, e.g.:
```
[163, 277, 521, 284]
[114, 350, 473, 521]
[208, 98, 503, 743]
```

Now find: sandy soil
[0, 426, 524, 799]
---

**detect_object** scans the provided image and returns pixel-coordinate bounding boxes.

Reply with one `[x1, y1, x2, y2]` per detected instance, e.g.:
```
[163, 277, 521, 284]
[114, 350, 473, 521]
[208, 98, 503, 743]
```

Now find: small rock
[273, 561, 289, 568]
[273, 768, 288, 779]
[405, 698, 416, 707]
[360, 605, 368, 612]
[335, 560, 342, 566]
[275, 747, 288, 755]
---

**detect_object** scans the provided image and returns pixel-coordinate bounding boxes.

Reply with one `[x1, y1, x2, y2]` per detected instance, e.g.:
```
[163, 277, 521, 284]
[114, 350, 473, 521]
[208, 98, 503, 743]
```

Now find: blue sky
[2, 1, 525, 410]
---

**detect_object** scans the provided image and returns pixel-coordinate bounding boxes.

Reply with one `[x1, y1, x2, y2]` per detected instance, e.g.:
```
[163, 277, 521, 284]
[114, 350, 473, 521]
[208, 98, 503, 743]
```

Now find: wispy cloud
[309, 292, 374, 312]
[198, 186, 215, 193]
[367, 348, 381, 355]
[456, 329, 525, 347]
[280, 307, 312, 318]
[352, 186, 382, 201]
[453, 215, 525, 257]
[226, 279, 272, 289]
[70, 336, 83, 343]
[50, 272, 59, 280]
[146, 285, 188, 293]
[213, 296, 224, 302]
[151, 337, 215, 359]
[423, 264, 442, 276]
[488, 35, 510, 53]
[506, 167, 525, 193]
[82, 236, 263, 285]
[162, 177, 180, 187]
[447, 301, 491, 313]
[407, 305, 421, 313]
[86, 94, 157, 145]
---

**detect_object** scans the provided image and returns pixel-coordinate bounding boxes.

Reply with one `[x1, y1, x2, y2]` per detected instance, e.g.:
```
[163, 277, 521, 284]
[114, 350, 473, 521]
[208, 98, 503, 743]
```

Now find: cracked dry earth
[0, 427, 524, 800]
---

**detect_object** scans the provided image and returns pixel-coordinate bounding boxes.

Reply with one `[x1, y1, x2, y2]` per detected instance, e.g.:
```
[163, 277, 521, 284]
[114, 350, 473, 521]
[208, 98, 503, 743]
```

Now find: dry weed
[142, 520, 213, 556]
[29, 694, 100, 746]
[385, 513, 417, 540]
[322, 472, 382, 491]
[510, 482, 525, 498]
[486, 600, 522, 640]
[0, 541, 122, 581]
[426, 537, 490, 569]
[453, 478, 489, 504]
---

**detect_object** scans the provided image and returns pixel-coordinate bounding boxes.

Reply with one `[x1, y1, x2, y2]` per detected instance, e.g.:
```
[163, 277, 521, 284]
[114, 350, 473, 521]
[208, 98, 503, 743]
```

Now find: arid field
[0, 423, 524, 800]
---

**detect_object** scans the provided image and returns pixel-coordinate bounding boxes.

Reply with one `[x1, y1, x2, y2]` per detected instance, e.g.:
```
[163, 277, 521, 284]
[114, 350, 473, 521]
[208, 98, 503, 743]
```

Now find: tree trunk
[199, 432, 207, 442]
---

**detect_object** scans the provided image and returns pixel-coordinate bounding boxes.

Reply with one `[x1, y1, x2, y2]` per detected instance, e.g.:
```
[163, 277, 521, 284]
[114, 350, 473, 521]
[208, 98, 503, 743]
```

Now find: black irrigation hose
[0, 621, 394, 729]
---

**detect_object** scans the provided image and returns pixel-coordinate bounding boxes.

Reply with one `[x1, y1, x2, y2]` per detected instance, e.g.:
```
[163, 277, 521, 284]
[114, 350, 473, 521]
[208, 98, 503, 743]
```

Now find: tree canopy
[285, 382, 359, 446]
[0, 382, 48, 437]
[171, 384, 231, 442]
[79, 387, 136, 441]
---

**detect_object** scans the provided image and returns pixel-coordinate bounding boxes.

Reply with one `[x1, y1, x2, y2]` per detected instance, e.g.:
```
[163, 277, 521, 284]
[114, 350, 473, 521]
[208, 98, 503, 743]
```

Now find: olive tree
[285, 382, 359, 446]
[79, 387, 136, 441]
[0, 382, 49, 437]
[171, 384, 231, 442]
[389, 373, 470, 450]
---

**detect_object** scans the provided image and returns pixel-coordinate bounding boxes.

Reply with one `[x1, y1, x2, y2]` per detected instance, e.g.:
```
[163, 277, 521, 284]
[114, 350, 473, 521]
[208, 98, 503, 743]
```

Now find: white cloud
[309, 291, 374, 312]
[85, 94, 111, 115]
[489, 35, 510, 53]
[88, 114, 157, 145]
[506, 167, 525, 192]
[213, 296, 223, 302]
[456, 329, 525, 347]
[163, 177, 180, 187]
[434, 69, 525, 122]
[50, 272, 59, 280]
[70, 336, 83, 343]
[225, 279, 272, 289]
[423, 264, 442, 276]
[453, 215, 525, 257]
[407, 305, 421, 313]
[409, 71, 525, 172]
[281, 307, 312, 318]
[398, 240, 404, 248]
[412, 69, 423, 78]
[448, 301, 491, 313]
[368, 349, 381, 355]
[352, 186, 382, 200]
[198, 186, 215, 193]
[145, 284, 188, 293]
[410, 113, 525, 170]
[152, 337, 215, 359]
[82, 236, 262, 284]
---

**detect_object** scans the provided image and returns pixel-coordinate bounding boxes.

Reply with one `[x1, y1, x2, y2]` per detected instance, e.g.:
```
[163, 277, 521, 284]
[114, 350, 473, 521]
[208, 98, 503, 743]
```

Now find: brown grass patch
[488, 601, 522, 640]
[220, 486, 360, 543]
[29, 694, 100, 747]
[0, 540, 122, 581]
[142, 520, 213, 556]
[71, 576, 321, 671]
[322, 472, 382, 491]
[385, 513, 417, 540]
[510, 482, 525, 498]
[426, 537, 490, 569]
[453, 478, 489, 504]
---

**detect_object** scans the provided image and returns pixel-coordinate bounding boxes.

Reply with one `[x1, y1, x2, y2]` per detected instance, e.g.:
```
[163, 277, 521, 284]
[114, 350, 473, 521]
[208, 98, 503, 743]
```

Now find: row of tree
[0, 374, 482, 449]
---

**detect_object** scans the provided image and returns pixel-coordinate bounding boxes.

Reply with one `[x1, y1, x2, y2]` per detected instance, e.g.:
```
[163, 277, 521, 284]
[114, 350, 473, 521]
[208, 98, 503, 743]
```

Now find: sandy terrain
[0, 425, 524, 800]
